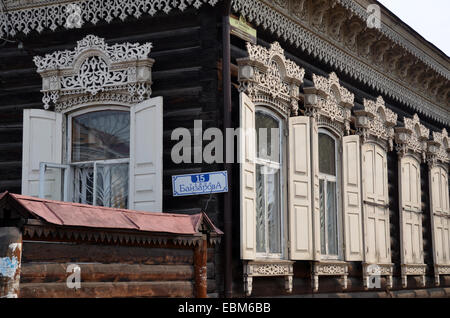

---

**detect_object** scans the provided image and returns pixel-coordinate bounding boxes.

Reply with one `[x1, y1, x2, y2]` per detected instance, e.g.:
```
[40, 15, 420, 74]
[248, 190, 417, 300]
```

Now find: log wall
[19, 241, 196, 298]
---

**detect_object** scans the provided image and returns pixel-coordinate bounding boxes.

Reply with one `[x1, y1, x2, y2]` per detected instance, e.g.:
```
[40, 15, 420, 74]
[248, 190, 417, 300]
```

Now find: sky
[378, 0, 450, 57]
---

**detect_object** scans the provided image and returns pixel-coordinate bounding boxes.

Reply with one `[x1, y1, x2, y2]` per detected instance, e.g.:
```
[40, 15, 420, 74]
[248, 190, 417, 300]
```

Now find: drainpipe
[222, 0, 233, 299]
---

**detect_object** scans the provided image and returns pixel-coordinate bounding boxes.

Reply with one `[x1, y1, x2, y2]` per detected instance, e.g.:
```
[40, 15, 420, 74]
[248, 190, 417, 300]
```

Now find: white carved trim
[362, 263, 394, 289]
[3, 0, 447, 81]
[1, 0, 219, 36]
[434, 264, 450, 286]
[243, 260, 294, 296]
[311, 261, 348, 292]
[33, 34, 154, 112]
[395, 114, 429, 160]
[355, 96, 398, 150]
[427, 128, 450, 165]
[334, 0, 449, 80]
[237, 42, 304, 116]
[230, 0, 450, 126]
[401, 264, 427, 288]
[304, 72, 354, 134]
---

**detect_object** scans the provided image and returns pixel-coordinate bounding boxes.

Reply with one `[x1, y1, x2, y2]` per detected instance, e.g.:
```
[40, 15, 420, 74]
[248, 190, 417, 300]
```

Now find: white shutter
[439, 170, 450, 264]
[342, 135, 363, 261]
[430, 166, 450, 265]
[129, 97, 163, 212]
[22, 109, 62, 199]
[311, 119, 321, 260]
[399, 157, 424, 264]
[288, 116, 314, 260]
[362, 143, 391, 263]
[239, 93, 256, 260]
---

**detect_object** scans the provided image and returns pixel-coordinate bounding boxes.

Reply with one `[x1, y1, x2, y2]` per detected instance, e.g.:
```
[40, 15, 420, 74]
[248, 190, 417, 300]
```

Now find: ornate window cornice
[230, 0, 450, 126]
[33, 34, 154, 112]
[355, 96, 398, 150]
[427, 128, 450, 166]
[0, 0, 219, 37]
[304, 72, 354, 135]
[237, 41, 305, 116]
[395, 114, 429, 161]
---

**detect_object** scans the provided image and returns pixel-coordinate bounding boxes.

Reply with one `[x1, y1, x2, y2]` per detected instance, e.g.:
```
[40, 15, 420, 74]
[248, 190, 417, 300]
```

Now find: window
[318, 130, 341, 259]
[70, 109, 130, 208]
[255, 109, 284, 258]
[22, 35, 162, 212]
[22, 97, 163, 212]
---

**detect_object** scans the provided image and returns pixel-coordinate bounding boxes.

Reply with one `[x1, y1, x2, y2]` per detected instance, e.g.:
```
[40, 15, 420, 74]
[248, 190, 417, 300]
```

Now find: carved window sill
[363, 263, 394, 289]
[401, 264, 426, 288]
[243, 260, 294, 296]
[434, 264, 450, 286]
[311, 261, 348, 292]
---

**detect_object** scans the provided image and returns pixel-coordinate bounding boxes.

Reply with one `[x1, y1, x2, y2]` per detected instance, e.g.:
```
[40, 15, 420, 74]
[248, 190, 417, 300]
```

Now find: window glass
[71, 110, 130, 209]
[319, 133, 336, 176]
[256, 112, 280, 163]
[72, 110, 130, 162]
[255, 110, 283, 257]
[319, 131, 340, 258]
[267, 168, 281, 254]
[320, 179, 326, 255]
[326, 180, 338, 255]
[256, 163, 266, 253]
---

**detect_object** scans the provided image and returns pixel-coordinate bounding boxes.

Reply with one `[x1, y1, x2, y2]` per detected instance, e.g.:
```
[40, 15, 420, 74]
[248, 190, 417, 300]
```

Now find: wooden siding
[19, 241, 195, 297]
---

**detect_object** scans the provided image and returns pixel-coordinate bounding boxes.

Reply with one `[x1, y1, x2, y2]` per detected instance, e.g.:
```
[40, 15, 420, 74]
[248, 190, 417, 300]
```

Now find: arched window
[255, 108, 284, 258]
[22, 35, 163, 212]
[318, 129, 341, 259]
[69, 108, 130, 208]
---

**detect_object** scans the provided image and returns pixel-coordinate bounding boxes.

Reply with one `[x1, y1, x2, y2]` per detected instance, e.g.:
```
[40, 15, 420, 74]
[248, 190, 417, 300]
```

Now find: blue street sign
[172, 171, 228, 197]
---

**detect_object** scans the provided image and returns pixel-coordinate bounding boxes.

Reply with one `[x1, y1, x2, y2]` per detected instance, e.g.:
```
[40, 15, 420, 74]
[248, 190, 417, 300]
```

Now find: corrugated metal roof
[0, 192, 222, 236]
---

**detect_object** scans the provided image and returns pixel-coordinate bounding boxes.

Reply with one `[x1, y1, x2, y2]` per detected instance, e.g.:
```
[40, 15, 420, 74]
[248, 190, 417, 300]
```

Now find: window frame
[66, 105, 131, 207]
[254, 106, 287, 260]
[318, 128, 344, 261]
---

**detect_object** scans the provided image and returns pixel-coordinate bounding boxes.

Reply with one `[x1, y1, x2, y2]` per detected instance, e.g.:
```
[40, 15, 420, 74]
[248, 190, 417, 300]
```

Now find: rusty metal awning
[0, 192, 222, 245]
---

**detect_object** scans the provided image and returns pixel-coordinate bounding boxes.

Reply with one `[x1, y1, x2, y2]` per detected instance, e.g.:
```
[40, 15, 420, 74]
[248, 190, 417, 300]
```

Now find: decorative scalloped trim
[0, 0, 219, 37]
[334, 0, 449, 80]
[231, 0, 449, 126]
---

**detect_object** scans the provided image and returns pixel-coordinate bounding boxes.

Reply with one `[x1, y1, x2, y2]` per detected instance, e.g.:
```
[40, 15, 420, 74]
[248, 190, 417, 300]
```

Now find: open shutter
[129, 97, 163, 212]
[342, 135, 363, 261]
[239, 93, 256, 260]
[22, 109, 62, 199]
[288, 116, 314, 260]
[429, 166, 450, 264]
[400, 157, 423, 264]
[377, 146, 391, 263]
[440, 170, 450, 264]
[362, 143, 391, 263]
[430, 167, 443, 264]
[311, 119, 321, 260]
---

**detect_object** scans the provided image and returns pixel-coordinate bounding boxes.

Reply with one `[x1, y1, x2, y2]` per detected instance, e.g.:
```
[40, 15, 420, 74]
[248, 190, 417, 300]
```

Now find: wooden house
[0, 0, 449, 298]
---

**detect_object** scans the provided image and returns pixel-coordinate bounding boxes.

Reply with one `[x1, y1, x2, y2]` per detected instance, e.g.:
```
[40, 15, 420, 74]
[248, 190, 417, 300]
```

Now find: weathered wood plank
[22, 242, 193, 265]
[20, 263, 194, 283]
[19, 281, 193, 298]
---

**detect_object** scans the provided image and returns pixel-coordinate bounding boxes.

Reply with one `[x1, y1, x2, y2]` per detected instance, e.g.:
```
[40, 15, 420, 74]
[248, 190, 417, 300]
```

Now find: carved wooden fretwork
[311, 261, 348, 292]
[401, 264, 426, 288]
[230, 0, 450, 126]
[395, 114, 430, 161]
[304, 72, 354, 135]
[355, 96, 398, 151]
[33, 35, 154, 112]
[434, 265, 450, 286]
[237, 42, 304, 117]
[426, 129, 450, 167]
[362, 263, 394, 289]
[1, 0, 219, 36]
[243, 260, 294, 296]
